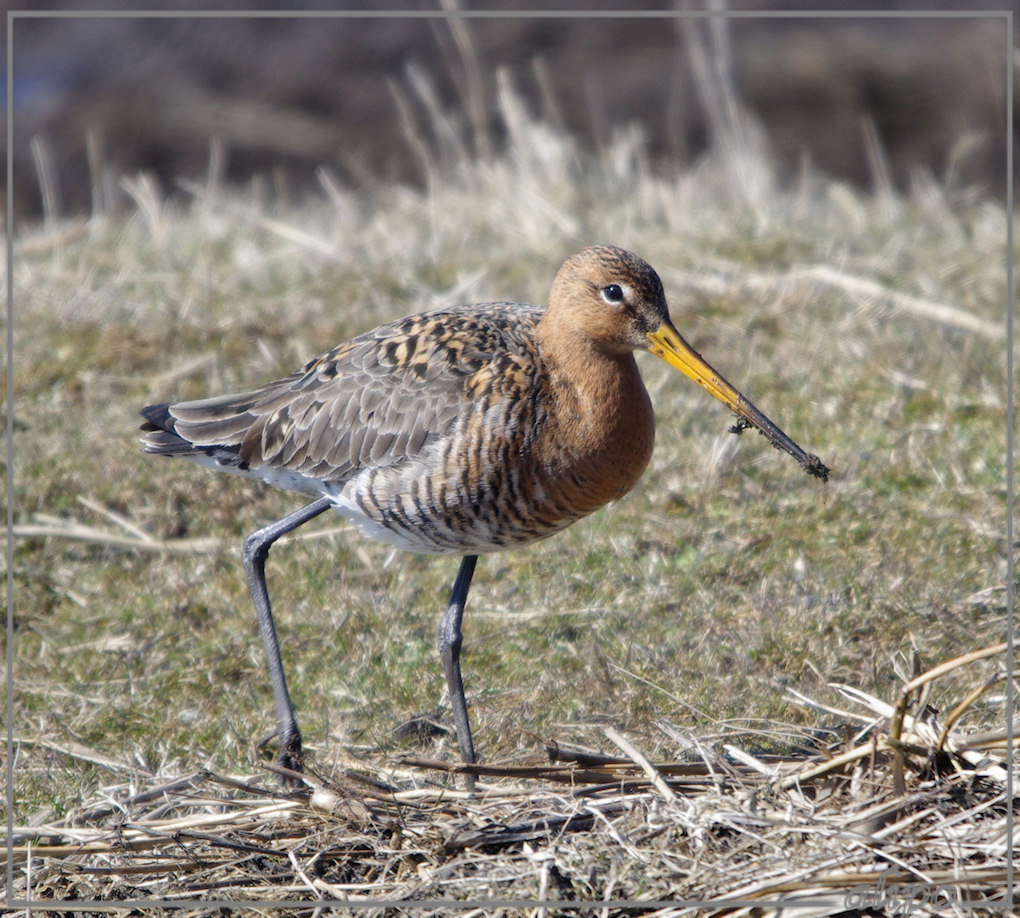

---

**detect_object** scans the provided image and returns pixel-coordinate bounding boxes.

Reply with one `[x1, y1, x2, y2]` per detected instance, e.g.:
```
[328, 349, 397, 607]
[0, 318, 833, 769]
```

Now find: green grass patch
[10, 116, 1009, 818]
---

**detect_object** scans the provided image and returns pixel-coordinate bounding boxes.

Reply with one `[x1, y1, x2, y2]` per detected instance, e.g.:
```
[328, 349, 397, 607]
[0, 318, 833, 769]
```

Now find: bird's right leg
[242, 496, 333, 772]
[437, 554, 479, 789]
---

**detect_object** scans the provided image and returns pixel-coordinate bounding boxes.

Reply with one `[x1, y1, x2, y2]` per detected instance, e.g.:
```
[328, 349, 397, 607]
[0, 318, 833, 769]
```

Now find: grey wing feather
[141, 302, 544, 485]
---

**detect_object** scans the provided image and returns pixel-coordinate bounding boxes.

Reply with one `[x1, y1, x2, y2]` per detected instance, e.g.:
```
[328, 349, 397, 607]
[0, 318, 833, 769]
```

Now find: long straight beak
[647, 319, 829, 482]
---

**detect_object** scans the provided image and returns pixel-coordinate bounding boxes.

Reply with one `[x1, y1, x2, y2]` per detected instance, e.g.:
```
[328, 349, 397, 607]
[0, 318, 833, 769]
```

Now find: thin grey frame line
[3, 896, 844, 910]
[1003, 5, 1015, 908]
[5, 6, 16, 909]
[7, 8, 1016, 18]
[4, 6, 1013, 913]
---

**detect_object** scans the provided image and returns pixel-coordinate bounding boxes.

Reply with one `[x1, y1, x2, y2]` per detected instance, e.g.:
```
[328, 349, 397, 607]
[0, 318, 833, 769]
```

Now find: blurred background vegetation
[5, 1, 1011, 223]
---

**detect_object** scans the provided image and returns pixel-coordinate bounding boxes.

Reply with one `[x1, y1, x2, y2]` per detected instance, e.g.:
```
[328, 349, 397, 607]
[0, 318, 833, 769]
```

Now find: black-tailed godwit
[141, 244, 828, 777]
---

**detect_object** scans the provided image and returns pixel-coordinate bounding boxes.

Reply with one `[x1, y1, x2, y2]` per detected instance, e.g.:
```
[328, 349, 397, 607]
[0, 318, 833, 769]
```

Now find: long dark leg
[437, 554, 479, 778]
[242, 496, 333, 771]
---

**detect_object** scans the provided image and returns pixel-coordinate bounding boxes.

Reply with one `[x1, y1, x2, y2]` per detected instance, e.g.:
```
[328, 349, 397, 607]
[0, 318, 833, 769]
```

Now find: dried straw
[7, 644, 1015, 914]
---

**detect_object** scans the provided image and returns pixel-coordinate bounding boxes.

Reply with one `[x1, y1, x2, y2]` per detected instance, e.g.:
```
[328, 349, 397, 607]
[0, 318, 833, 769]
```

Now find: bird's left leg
[242, 496, 333, 773]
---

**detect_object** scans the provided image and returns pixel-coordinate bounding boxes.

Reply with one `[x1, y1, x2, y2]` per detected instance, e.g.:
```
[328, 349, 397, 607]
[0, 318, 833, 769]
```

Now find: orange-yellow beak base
[647, 321, 830, 482]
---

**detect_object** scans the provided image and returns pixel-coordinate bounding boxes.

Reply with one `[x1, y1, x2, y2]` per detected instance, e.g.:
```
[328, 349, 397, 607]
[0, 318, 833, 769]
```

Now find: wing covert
[164, 302, 544, 485]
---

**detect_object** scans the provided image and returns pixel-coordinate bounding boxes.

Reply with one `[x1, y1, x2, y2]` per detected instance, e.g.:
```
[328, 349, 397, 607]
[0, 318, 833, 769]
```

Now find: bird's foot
[256, 728, 305, 787]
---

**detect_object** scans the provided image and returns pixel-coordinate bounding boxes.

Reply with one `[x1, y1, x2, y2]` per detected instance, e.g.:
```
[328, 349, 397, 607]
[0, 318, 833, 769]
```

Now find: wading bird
[141, 245, 828, 776]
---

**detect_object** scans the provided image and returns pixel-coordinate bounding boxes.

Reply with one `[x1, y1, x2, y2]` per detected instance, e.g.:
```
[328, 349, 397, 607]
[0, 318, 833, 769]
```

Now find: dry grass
[8, 646, 1015, 912]
[6, 79, 1013, 909]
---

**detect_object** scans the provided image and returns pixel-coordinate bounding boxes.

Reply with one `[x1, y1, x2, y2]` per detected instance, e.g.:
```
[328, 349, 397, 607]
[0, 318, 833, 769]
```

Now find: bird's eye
[601, 284, 625, 305]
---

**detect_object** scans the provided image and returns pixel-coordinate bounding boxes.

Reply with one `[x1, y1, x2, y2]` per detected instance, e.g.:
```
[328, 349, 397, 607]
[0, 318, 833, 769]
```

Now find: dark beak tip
[802, 453, 831, 482]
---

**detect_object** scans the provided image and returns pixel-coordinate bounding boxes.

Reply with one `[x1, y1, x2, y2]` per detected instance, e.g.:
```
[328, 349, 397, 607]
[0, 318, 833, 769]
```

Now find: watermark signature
[843, 873, 958, 914]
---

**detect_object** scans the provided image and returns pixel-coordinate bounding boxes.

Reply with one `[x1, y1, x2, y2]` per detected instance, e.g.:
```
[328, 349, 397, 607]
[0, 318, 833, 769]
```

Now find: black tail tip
[139, 403, 174, 433]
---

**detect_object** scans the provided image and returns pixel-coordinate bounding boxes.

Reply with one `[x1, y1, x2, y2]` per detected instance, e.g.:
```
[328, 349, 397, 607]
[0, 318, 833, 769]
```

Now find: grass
[7, 92, 1010, 849]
